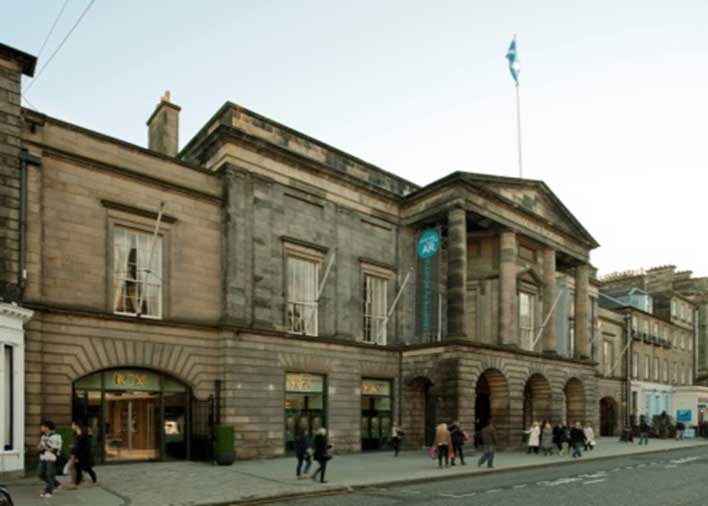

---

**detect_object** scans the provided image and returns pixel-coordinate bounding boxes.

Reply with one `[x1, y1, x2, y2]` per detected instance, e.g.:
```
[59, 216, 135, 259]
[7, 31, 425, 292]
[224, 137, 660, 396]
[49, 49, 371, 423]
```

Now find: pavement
[4, 437, 707, 506]
[269, 444, 708, 506]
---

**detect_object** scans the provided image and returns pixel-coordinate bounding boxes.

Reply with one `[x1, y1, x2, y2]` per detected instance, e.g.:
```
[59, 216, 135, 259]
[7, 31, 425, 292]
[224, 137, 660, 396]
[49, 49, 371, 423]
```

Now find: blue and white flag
[506, 36, 520, 83]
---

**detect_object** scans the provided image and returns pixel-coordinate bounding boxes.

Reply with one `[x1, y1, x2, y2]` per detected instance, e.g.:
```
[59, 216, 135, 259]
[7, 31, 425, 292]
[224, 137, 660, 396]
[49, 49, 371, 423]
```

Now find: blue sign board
[676, 409, 692, 422]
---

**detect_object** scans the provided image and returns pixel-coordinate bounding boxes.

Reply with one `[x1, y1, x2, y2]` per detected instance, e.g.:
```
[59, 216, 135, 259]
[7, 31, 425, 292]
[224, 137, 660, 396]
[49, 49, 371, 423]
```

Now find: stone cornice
[0, 303, 34, 323]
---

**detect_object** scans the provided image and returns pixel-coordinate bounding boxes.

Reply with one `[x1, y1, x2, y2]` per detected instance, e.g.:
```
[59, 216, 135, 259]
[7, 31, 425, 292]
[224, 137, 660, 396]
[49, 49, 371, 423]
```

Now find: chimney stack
[146, 90, 180, 156]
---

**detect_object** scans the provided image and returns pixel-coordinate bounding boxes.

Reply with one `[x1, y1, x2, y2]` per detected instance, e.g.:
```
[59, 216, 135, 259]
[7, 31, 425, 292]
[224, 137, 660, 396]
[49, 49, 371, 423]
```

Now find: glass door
[104, 392, 160, 461]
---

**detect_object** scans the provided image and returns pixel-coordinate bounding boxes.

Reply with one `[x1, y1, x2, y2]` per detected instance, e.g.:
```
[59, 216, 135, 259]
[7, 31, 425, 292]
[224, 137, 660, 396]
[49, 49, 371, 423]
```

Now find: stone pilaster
[499, 230, 517, 345]
[447, 207, 468, 337]
[574, 263, 590, 358]
[542, 248, 557, 353]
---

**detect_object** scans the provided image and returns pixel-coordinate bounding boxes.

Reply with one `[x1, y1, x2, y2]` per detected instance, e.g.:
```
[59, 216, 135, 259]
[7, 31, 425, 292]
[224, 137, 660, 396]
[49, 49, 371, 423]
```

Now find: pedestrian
[639, 417, 650, 445]
[583, 423, 595, 451]
[449, 421, 466, 466]
[570, 421, 586, 458]
[37, 420, 63, 499]
[69, 421, 97, 488]
[552, 422, 563, 454]
[525, 420, 541, 455]
[390, 423, 404, 457]
[561, 422, 571, 456]
[541, 421, 554, 456]
[477, 419, 497, 469]
[294, 423, 312, 479]
[310, 428, 331, 484]
[675, 421, 685, 441]
[433, 423, 452, 468]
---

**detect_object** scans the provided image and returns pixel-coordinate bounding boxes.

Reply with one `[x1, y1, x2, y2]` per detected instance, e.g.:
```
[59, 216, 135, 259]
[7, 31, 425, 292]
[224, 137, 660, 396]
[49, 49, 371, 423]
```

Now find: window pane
[363, 275, 388, 344]
[113, 227, 163, 318]
[287, 257, 318, 336]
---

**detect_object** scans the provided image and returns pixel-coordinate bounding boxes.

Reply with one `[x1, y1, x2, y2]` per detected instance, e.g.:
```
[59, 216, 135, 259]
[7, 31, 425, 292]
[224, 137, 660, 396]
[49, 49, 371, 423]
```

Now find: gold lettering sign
[286, 373, 323, 393]
[361, 380, 391, 397]
[113, 372, 147, 387]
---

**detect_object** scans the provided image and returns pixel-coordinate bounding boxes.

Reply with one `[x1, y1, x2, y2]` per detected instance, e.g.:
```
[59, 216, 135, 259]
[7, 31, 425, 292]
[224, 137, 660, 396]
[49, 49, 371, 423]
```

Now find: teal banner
[416, 229, 441, 340]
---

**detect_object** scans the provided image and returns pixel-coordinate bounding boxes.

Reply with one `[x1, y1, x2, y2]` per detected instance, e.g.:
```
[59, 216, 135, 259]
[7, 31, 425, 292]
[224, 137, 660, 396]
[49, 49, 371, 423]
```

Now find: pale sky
[5, 1, 708, 277]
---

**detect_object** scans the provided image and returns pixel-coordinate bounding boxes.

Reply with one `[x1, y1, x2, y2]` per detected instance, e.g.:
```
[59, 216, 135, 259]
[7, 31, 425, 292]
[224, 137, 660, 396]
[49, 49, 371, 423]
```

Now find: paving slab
[6, 438, 706, 506]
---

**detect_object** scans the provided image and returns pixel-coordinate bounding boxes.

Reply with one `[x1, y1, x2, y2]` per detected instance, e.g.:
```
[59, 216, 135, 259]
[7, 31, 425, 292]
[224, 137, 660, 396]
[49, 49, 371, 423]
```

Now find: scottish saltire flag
[506, 36, 520, 83]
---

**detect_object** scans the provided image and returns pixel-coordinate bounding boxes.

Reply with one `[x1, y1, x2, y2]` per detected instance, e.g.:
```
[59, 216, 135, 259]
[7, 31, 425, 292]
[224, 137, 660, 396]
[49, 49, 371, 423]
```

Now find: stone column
[499, 230, 517, 345]
[447, 207, 468, 337]
[574, 263, 590, 358]
[542, 248, 557, 354]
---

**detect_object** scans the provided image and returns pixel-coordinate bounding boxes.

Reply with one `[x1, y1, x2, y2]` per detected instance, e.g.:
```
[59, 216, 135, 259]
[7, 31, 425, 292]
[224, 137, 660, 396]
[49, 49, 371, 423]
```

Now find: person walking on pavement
[477, 420, 497, 469]
[541, 421, 554, 456]
[433, 423, 452, 468]
[552, 422, 563, 454]
[570, 421, 586, 458]
[639, 417, 650, 445]
[449, 421, 467, 466]
[294, 423, 312, 479]
[37, 420, 63, 499]
[68, 421, 97, 488]
[311, 428, 331, 484]
[391, 423, 404, 457]
[560, 421, 571, 456]
[525, 420, 541, 455]
[583, 423, 596, 451]
[675, 421, 685, 441]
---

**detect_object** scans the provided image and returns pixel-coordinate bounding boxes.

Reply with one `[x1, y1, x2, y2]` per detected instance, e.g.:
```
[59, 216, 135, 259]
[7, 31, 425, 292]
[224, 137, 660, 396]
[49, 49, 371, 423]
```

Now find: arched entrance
[564, 378, 586, 425]
[404, 377, 436, 447]
[72, 368, 192, 463]
[475, 369, 509, 447]
[522, 374, 552, 429]
[600, 397, 618, 436]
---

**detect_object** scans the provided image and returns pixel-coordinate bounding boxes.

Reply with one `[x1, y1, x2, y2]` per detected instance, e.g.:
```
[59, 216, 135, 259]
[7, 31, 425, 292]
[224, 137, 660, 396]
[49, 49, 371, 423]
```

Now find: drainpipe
[625, 311, 632, 428]
[694, 307, 699, 385]
[17, 151, 41, 302]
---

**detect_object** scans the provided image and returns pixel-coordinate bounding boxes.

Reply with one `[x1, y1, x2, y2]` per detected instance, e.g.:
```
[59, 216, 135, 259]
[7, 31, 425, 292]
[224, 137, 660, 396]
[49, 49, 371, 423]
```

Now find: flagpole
[515, 80, 523, 178]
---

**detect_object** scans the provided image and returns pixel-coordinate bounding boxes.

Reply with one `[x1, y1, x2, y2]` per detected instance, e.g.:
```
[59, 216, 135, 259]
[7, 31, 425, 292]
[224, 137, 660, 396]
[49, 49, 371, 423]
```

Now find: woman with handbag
[432, 423, 452, 468]
[311, 428, 331, 484]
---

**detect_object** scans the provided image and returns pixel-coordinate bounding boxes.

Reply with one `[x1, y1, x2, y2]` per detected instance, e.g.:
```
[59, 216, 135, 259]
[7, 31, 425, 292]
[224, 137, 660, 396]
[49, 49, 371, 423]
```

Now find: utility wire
[24, 0, 96, 94]
[21, 95, 39, 111]
[36, 0, 70, 59]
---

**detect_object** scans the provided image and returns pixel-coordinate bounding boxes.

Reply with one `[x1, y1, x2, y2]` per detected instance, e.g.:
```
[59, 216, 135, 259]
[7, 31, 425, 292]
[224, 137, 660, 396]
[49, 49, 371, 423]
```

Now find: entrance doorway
[564, 378, 585, 425]
[522, 374, 552, 429]
[600, 397, 618, 436]
[73, 368, 190, 463]
[360, 379, 393, 451]
[475, 369, 509, 447]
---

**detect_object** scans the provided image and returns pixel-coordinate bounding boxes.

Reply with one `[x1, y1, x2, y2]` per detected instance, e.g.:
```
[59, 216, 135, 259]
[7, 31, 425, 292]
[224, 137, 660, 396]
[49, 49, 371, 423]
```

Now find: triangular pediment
[460, 173, 598, 248]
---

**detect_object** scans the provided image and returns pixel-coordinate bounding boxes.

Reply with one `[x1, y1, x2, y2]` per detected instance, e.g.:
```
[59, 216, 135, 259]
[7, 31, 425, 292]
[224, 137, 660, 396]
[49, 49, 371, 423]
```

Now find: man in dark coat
[569, 421, 586, 458]
[294, 424, 312, 479]
[311, 428, 331, 483]
[449, 421, 466, 466]
[70, 421, 97, 487]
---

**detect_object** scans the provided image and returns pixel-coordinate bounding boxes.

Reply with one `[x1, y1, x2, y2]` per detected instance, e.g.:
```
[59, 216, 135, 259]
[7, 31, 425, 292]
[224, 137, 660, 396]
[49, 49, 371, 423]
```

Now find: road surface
[268, 446, 708, 506]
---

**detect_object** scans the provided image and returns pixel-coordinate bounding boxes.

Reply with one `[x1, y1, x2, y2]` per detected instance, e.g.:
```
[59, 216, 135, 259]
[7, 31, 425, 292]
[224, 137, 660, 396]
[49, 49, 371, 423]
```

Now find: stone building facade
[0, 41, 658, 466]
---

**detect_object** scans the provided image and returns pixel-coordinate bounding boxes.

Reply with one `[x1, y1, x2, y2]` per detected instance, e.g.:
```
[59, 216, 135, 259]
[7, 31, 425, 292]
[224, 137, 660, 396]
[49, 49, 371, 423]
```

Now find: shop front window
[285, 373, 326, 452]
[73, 368, 189, 463]
[361, 379, 392, 451]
